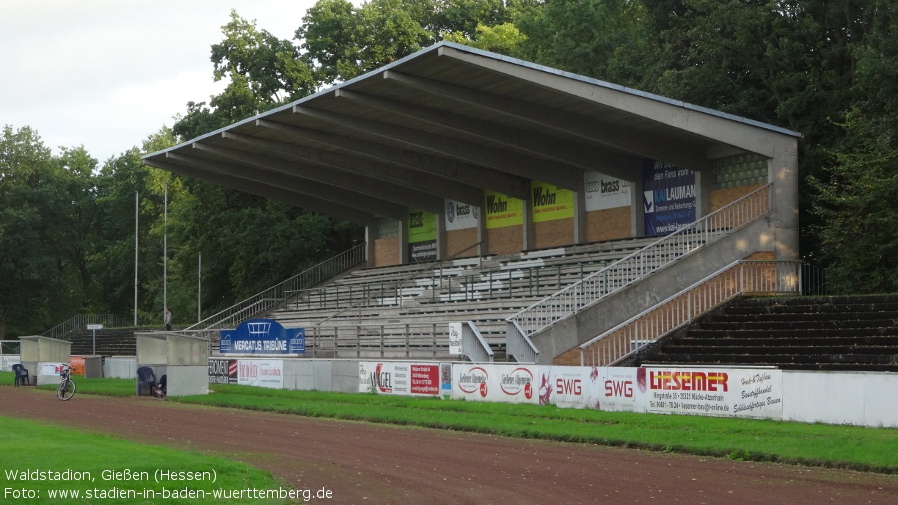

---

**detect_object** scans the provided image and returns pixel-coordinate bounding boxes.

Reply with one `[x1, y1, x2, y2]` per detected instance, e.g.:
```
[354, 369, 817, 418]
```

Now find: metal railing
[506, 320, 538, 363]
[1, 340, 21, 355]
[41, 314, 127, 341]
[579, 260, 809, 367]
[308, 322, 452, 359]
[461, 321, 494, 363]
[507, 184, 771, 338]
[290, 260, 606, 313]
[186, 243, 366, 336]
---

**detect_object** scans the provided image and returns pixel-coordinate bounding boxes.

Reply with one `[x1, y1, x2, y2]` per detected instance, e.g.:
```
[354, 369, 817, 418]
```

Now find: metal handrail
[507, 184, 771, 338]
[41, 314, 127, 341]
[579, 259, 807, 367]
[314, 241, 485, 326]
[186, 243, 366, 336]
[461, 321, 494, 363]
[506, 320, 538, 363]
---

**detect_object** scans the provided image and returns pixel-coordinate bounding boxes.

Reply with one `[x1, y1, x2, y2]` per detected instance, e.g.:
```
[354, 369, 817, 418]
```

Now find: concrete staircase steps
[628, 294, 898, 372]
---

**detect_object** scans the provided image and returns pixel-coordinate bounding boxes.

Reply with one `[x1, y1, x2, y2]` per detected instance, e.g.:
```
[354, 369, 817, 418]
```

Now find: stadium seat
[136, 366, 156, 396]
[12, 364, 30, 386]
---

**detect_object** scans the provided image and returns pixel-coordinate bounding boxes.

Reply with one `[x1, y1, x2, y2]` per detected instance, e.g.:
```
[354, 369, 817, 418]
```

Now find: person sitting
[153, 374, 167, 398]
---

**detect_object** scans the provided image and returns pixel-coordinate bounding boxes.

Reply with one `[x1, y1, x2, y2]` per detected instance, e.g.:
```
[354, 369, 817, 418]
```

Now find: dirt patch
[2, 386, 896, 504]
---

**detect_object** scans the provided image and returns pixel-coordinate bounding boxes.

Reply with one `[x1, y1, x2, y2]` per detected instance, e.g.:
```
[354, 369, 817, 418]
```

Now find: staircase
[626, 295, 898, 372]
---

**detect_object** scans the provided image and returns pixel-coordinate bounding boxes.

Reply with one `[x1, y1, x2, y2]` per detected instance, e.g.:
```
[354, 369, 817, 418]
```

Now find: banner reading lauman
[642, 159, 696, 236]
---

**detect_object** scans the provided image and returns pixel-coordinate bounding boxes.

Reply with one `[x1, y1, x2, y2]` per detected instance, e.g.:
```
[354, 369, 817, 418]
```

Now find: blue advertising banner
[219, 318, 304, 355]
[642, 160, 696, 236]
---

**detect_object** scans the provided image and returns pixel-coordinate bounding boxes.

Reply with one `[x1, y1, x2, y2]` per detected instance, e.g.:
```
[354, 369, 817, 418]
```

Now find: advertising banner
[584, 171, 631, 211]
[0, 356, 20, 372]
[69, 357, 85, 376]
[445, 200, 479, 231]
[599, 367, 644, 412]
[448, 323, 463, 355]
[359, 362, 441, 396]
[219, 318, 304, 355]
[452, 363, 538, 404]
[640, 366, 783, 419]
[537, 366, 602, 409]
[208, 358, 237, 384]
[531, 180, 574, 222]
[484, 191, 523, 229]
[41, 363, 66, 376]
[642, 160, 696, 236]
[408, 209, 437, 262]
[236, 359, 284, 389]
[440, 362, 452, 399]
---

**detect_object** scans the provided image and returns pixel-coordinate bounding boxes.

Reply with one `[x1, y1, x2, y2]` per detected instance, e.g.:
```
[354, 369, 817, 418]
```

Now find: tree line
[2, 0, 895, 338]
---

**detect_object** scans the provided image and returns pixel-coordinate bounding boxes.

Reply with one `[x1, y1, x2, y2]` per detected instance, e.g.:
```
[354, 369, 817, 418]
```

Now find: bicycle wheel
[57, 379, 76, 401]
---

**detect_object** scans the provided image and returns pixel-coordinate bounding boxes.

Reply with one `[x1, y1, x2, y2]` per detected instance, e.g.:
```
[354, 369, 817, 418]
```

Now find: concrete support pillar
[770, 138, 800, 261]
[573, 173, 586, 245]
[631, 164, 645, 237]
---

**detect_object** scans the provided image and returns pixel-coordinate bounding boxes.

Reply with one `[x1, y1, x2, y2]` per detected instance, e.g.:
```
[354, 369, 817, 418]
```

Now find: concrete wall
[104, 356, 137, 379]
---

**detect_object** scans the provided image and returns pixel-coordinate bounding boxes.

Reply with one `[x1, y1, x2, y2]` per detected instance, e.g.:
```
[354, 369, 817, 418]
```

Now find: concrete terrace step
[625, 294, 898, 372]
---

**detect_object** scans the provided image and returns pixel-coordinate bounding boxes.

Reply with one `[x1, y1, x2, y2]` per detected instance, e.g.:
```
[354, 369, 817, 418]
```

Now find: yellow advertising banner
[484, 191, 523, 229]
[531, 180, 574, 222]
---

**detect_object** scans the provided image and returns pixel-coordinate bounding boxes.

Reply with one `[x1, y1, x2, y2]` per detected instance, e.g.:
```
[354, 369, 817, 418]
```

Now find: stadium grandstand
[142, 42, 805, 367]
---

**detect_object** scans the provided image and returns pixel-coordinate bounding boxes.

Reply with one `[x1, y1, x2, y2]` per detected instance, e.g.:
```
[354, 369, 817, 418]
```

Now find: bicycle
[57, 364, 76, 401]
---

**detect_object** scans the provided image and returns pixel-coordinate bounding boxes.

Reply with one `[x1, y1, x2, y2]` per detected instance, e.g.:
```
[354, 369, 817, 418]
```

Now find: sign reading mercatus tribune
[642, 159, 696, 236]
[219, 318, 304, 355]
[408, 208, 437, 262]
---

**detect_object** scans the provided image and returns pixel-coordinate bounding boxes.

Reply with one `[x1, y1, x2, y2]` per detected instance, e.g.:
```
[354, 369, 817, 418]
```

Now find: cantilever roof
[143, 41, 800, 224]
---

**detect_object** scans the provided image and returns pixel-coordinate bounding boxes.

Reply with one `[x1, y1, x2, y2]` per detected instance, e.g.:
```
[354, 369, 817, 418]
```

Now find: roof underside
[143, 42, 800, 224]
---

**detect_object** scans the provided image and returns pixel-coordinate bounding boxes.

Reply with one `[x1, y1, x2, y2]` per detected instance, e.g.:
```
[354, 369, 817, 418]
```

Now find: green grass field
[3, 371, 898, 474]
[0, 416, 299, 504]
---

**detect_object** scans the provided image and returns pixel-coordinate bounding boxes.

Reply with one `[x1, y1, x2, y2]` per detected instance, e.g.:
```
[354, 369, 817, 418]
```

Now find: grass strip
[0, 415, 296, 504]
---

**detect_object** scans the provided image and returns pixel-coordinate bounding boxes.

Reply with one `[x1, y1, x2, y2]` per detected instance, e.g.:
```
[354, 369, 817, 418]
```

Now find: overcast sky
[1, 0, 323, 163]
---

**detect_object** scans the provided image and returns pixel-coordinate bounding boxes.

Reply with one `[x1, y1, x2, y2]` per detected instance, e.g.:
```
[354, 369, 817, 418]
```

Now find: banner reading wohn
[219, 318, 304, 355]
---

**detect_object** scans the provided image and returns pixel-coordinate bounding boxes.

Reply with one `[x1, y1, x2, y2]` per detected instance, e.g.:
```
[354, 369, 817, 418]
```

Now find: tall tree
[0, 126, 82, 337]
[810, 1, 898, 293]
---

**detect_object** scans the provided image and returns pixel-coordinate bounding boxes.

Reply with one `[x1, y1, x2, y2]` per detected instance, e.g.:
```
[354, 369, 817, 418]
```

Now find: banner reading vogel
[219, 318, 304, 355]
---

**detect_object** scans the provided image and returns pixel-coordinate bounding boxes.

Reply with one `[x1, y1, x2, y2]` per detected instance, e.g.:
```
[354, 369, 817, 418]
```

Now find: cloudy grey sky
[1, 0, 321, 162]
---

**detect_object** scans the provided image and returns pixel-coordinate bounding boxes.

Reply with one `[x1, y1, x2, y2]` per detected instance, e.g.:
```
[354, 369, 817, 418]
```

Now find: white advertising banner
[448, 323, 463, 355]
[41, 363, 66, 376]
[584, 171, 632, 211]
[445, 199, 479, 231]
[599, 367, 644, 412]
[452, 363, 538, 404]
[0, 355, 21, 372]
[359, 361, 441, 396]
[236, 359, 284, 389]
[640, 366, 783, 419]
[538, 366, 601, 409]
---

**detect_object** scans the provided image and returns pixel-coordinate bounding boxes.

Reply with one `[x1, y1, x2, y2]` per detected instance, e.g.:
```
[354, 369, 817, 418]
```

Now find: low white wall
[782, 371, 898, 428]
[104, 356, 137, 379]
[203, 358, 898, 429]
[1, 355, 20, 372]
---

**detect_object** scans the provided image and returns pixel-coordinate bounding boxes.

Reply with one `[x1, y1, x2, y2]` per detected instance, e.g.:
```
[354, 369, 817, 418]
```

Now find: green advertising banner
[408, 209, 437, 261]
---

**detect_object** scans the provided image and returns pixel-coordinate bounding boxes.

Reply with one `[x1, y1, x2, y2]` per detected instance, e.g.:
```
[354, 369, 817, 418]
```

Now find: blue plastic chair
[12, 364, 30, 386]
[136, 366, 156, 396]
